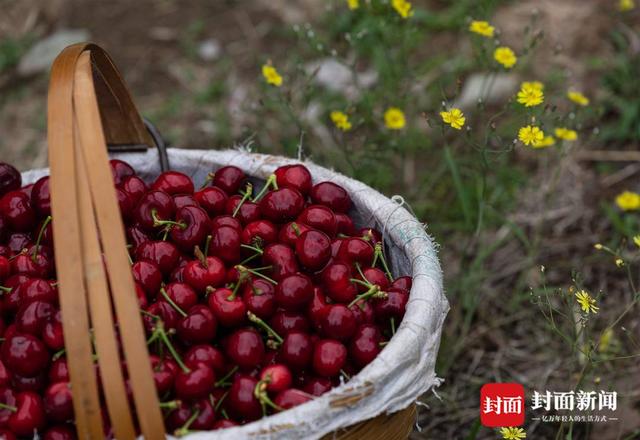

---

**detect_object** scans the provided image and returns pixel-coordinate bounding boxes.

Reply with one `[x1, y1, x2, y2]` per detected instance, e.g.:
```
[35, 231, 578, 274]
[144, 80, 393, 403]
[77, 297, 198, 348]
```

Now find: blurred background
[1, 0, 639, 438]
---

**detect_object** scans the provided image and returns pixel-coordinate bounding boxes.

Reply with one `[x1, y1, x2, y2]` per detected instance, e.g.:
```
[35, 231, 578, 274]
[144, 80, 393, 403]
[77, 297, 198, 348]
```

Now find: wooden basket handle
[48, 43, 165, 440]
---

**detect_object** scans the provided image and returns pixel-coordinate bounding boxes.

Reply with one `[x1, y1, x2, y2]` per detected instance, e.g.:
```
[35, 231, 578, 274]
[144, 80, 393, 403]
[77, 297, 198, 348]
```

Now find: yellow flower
[533, 136, 555, 149]
[615, 258, 625, 267]
[518, 125, 544, 146]
[567, 91, 590, 106]
[554, 127, 578, 141]
[619, 0, 635, 11]
[494, 47, 517, 69]
[522, 81, 544, 92]
[262, 64, 283, 87]
[330, 111, 352, 131]
[347, 0, 359, 10]
[391, 0, 414, 19]
[575, 290, 599, 314]
[599, 328, 614, 352]
[594, 243, 603, 250]
[440, 108, 465, 130]
[499, 427, 527, 440]
[384, 107, 406, 130]
[517, 82, 544, 107]
[633, 235, 640, 248]
[615, 191, 640, 211]
[469, 20, 495, 37]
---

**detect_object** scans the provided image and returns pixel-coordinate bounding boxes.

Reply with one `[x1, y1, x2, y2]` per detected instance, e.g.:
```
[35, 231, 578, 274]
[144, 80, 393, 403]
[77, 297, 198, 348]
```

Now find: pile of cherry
[0, 159, 411, 439]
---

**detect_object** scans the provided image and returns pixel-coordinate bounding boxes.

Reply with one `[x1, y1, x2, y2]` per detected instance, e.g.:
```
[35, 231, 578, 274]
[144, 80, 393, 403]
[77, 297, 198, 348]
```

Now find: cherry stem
[199, 172, 214, 189]
[159, 400, 181, 410]
[228, 270, 250, 300]
[348, 284, 386, 308]
[390, 317, 396, 336]
[175, 408, 200, 437]
[291, 222, 301, 237]
[379, 341, 389, 347]
[361, 229, 374, 242]
[0, 286, 11, 293]
[247, 311, 283, 344]
[254, 381, 283, 413]
[214, 366, 239, 388]
[203, 234, 212, 258]
[214, 391, 229, 412]
[373, 243, 393, 281]
[141, 309, 160, 321]
[194, 245, 207, 268]
[232, 183, 253, 217]
[240, 243, 263, 255]
[253, 174, 278, 202]
[152, 209, 186, 230]
[154, 322, 190, 373]
[340, 369, 351, 380]
[160, 287, 188, 317]
[0, 403, 17, 412]
[239, 252, 261, 266]
[236, 265, 277, 285]
[53, 348, 66, 361]
[32, 215, 52, 262]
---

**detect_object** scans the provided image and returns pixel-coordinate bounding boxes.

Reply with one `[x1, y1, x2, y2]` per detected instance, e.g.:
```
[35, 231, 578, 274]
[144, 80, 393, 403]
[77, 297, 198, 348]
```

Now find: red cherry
[48, 358, 69, 383]
[226, 328, 265, 370]
[10, 251, 52, 279]
[120, 175, 148, 205]
[310, 182, 351, 213]
[1, 333, 49, 377]
[278, 222, 312, 246]
[0, 387, 17, 427]
[336, 237, 374, 267]
[12, 372, 46, 392]
[135, 240, 180, 275]
[184, 345, 226, 374]
[307, 287, 329, 328]
[259, 188, 305, 223]
[43, 382, 73, 422]
[274, 388, 312, 410]
[16, 300, 55, 336]
[391, 276, 412, 291]
[241, 220, 278, 247]
[149, 356, 178, 395]
[212, 166, 245, 195]
[126, 223, 151, 250]
[194, 186, 228, 217]
[0, 257, 10, 282]
[43, 425, 77, 440]
[152, 171, 194, 195]
[303, 376, 332, 396]
[184, 256, 226, 293]
[227, 376, 261, 422]
[208, 287, 247, 328]
[270, 311, 309, 336]
[262, 244, 298, 281]
[174, 363, 215, 400]
[225, 196, 261, 225]
[163, 283, 198, 310]
[42, 315, 64, 351]
[357, 267, 389, 292]
[296, 230, 331, 271]
[131, 260, 162, 297]
[321, 262, 357, 303]
[0, 362, 10, 388]
[143, 301, 180, 332]
[260, 364, 292, 393]
[297, 205, 337, 237]
[0, 192, 36, 232]
[275, 164, 312, 196]
[242, 279, 276, 319]
[31, 177, 51, 218]
[210, 215, 242, 232]
[115, 188, 135, 222]
[358, 227, 382, 245]
[349, 300, 374, 326]
[0, 163, 21, 198]
[172, 194, 199, 210]
[212, 419, 238, 429]
[312, 339, 347, 377]
[275, 274, 314, 311]
[133, 190, 176, 231]
[335, 213, 355, 235]
[350, 324, 382, 368]
[8, 391, 45, 436]
[6, 233, 31, 254]
[170, 206, 210, 251]
[373, 287, 409, 323]
[209, 226, 241, 264]
[321, 304, 356, 340]
[109, 159, 135, 185]
[177, 305, 217, 344]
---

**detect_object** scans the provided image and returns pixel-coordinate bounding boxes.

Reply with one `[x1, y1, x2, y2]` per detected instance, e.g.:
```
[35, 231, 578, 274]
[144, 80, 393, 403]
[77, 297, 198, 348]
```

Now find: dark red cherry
[275, 274, 314, 311]
[43, 382, 73, 422]
[133, 190, 176, 231]
[115, 188, 135, 222]
[227, 375, 261, 422]
[170, 206, 210, 251]
[260, 364, 292, 393]
[336, 237, 374, 267]
[225, 196, 262, 225]
[120, 175, 147, 205]
[226, 328, 265, 370]
[278, 222, 312, 246]
[163, 283, 198, 310]
[172, 194, 199, 210]
[242, 279, 276, 319]
[391, 276, 412, 291]
[152, 171, 194, 195]
[135, 240, 180, 274]
[131, 260, 162, 297]
[126, 223, 151, 251]
[6, 233, 31, 254]
[310, 182, 351, 213]
[210, 215, 242, 233]
[194, 187, 228, 217]
[357, 267, 389, 292]
[373, 287, 409, 323]
[208, 287, 246, 328]
[350, 324, 382, 368]
[241, 220, 278, 247]
[174, 363, 215, 400]
[303, 376, 332, 396]
[312, 339, 347, 377]
[259, 188, 305, 223]
[0, 361, 11, 388]
[209, 226, 241, 264]
[12, 371, 46, 392]
[0, 256, 8, 281]
[17, 278, 57, 305]
[184, 256, 226, 293]
[297, 205, 337, 237]
[270, 311, 309, 336]
[168, 398, 215, 431]
[184, 345, 225, 374]
[349, 300, 374, 325]
[212, 166, 245, 195]
[0, 191, 36, 232]
[321, 304, 356, 340]
[149, 356, 178, 395]
[321, 262, 357, 303]
[262, 244, 298, 281]
[43, 425, 77, 440]
[10, 250, 52, 279]
[308, 287, 329, 328]
[48, 358, 69, 383]
[143, 301, 180, 332]
[1, 333, 49, 377]
[212, 419, 238, 429]
[0, 163, 21, 198]
[358, 227, 382, 245]
[335, 213, 356, 236]
[0, 387, 17, 427]
[16, 300, 55, 336]
[177, 305, 217, 344]
[109, 159, 135, 185]
[274, 388, 312, 410]
[275, 164, 312, 195]
[31, 177, 51, 218]
[8, 391, 45, 436]
[296, 230, 331, 271]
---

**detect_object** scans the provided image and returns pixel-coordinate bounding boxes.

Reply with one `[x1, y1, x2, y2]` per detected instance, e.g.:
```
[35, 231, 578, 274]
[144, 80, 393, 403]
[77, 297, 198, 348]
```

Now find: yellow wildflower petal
[575, 290, 599, 314]
[517, 83, 544, 107]
[494, 46, 517, 69]
[533, 136, 555, 149]
[619, 0, 635, 11]
[262, 64, 283, 87]
[391, 0, 414, 18]
[567, 91, 590, 106]
[469, 20, 495, 38]
[440, 108, 465, 130]
[346, 0, 359, 10]
[633, 235, 640, 248]
[616, 191, 640, 211]
[499, 427, 527, 440]
[384, 107, 406, 130]
[522, 81, 544, 91]
[330, 111, 352, 131]
[554, 127, 578, 141]
[518, 125, 544, 146]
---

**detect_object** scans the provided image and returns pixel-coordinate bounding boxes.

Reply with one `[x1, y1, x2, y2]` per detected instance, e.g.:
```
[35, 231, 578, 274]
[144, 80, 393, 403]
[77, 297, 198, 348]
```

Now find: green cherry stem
[214, 391, 229, 412]
[0, 286, 11, 293]
[159, 400, 181, 410]
[174, 408, 200, 437]
[203, 234, 212, 258]
[240, 243, 263, 255]
[154, 321, 190, 373]
[291, 222, 301, 237]
[235, 265, 277, 285]
[252, 174, 278, 202]
[0, 403, 16, 412]
[214, 366, 239, 388]
[199, 172, 215, 190]
[239, 252, 261, 266]
[348, 284, 387, 308]
[32, 215, 52, 262]
[151, 209, 186, 230]
[160, 287, 188, 317]
[373, 243, 393, 281]
[390, 317, 396, 336]
[247, 311, 283, 344]
[254, 380, 283, 413]
[194, 246, 207, 268]
[227, 269, 250, 301]
[232, 183, 253, 217]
